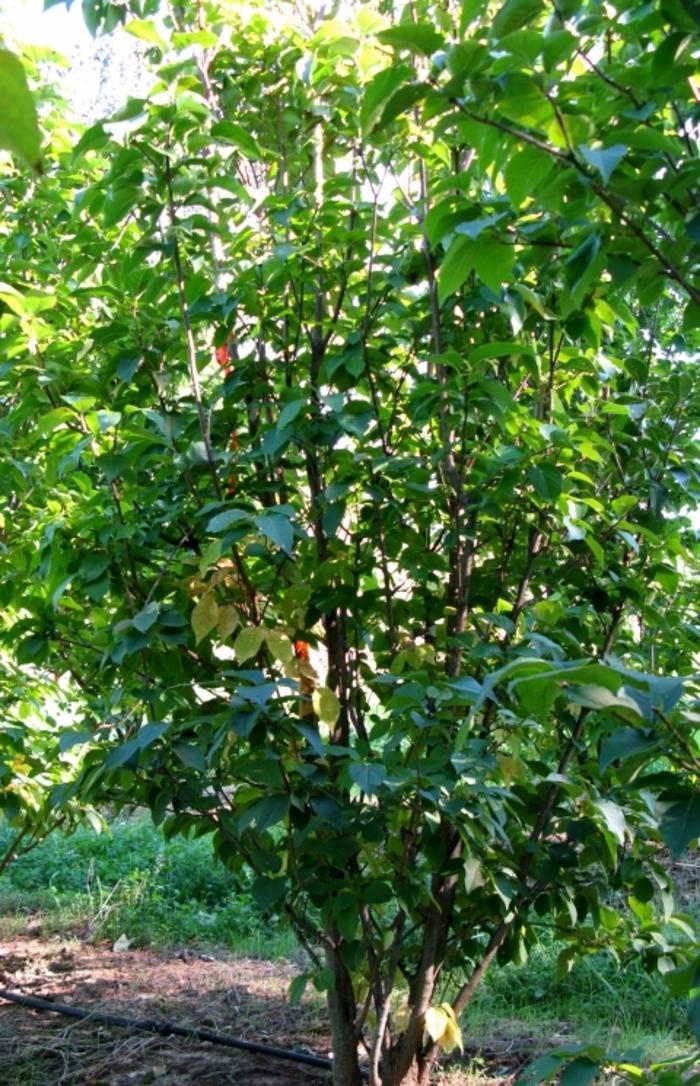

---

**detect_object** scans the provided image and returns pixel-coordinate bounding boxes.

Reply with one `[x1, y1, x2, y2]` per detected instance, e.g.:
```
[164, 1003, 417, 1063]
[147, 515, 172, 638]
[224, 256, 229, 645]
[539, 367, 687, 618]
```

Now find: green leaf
[80, 554, 111, 583]
[565, 684, 642, 716]
[363, 881, 394, 904]
[288, 972, 311, 1005]
[377, 24, 445, 56]
[460, 0, 484, 33]
[104, 736, 142, 770]
[211, 120, 260, 159]
[361, 66, 410, 134]
[660, 791, 700, 858]
[254, 512, 293, 555]
[172, 30, 219, 48]
[243, 793, 290, 833]
[599, 728, 657, 772]
[191, 593, 219, 644]
[652, 30, 690, 82]
[450, 675, 483, 701]
[527, 463, 562, 501]
[233, 626, 265, 662]
[664, 958, 700, 998]
[492, 0, 544, 38]
[348, 762, 387, 796]
[36, 407, 74, 436]
[565, 232, 602, 304]
[51, 577, 72, 611]
[133, 603, 159, 633]
[378, 83, 428, 131]
[438, 237, 475, 303]
[174, 744, 207, 772]
[515, 1051, 563, 1086]
[469, 342, 534, 363]
[471, 237, 515, 292]
[560, 1057, 600, 1086]
[59, 730, 92, 753]
[124, 19, 167, 49]
[115, 352, 141, 382]
[335, 901, 359, 941]
[579, 144, 626, 184]
[593, 799, 626, 844]
[104, 722, 167, 770]
[207, 508, 250, 533]
[455, 213, 508, 241]
[0, 50, 42, 172]
[503, 144, 554, 206]
[277, 399, 306, 430]
[251, 875, 287, 909]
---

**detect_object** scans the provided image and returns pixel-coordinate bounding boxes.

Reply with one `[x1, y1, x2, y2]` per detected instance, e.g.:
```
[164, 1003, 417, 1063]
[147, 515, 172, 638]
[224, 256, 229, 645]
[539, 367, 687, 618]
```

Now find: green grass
[0, 814, 297, 959]
[465, 941, 689, 1063]
[0, 816, 691, 1063]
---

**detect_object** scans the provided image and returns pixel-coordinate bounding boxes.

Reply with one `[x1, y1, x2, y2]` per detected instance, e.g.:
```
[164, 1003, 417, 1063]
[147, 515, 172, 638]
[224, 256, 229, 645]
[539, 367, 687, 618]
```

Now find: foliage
[1, 0, 700, 1082]
[0, 656, 101, 876]
[0, 49, 42, 173]
[519, 1044, 700, 1086]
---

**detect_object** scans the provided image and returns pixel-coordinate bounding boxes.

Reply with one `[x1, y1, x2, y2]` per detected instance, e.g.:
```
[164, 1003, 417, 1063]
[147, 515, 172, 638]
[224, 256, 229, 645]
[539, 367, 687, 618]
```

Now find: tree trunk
[379, 1048, 434, 1086]
[326, 945, 363, 1086]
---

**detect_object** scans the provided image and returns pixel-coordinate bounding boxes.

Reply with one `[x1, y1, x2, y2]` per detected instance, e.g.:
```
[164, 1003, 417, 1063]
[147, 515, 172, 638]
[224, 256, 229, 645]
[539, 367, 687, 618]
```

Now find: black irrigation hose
[0, 987, 345, 1075]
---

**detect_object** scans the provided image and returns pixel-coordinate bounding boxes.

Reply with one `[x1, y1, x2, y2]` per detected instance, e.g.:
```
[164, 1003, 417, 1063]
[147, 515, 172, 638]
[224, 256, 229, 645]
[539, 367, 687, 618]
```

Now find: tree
[1, 0, 699, 1083]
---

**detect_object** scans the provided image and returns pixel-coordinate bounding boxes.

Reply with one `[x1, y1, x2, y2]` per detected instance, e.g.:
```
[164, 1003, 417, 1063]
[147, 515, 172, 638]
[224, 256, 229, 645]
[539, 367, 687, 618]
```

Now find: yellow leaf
[234, 626, 265, 662]
[191, 592, 219, 644]
[424, 1006, 450, 1044]
[424, 1004, 463, 1054]
[437, 1002, 457, 1022]
[266, 630, 294, 664]
[217, 604, 240, 640]
[438, 1016, 463, 1054]
[312, 686, 340, 726]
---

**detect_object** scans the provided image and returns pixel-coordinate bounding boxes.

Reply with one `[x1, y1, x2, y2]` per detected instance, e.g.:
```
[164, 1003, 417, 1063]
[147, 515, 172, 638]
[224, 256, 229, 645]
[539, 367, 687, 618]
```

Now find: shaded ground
[0, 934, 329, 1085]
[0, 933, 563, 1085]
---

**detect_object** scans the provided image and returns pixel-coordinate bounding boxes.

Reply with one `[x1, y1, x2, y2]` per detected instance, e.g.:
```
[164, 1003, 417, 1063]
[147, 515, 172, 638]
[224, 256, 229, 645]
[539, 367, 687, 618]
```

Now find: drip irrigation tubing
[0, 986, 354, 1075]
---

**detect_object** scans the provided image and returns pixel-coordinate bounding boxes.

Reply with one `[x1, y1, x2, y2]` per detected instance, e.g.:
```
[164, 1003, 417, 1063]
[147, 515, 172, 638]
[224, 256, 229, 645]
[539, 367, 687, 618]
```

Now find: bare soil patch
[0, 932, 547, 1085]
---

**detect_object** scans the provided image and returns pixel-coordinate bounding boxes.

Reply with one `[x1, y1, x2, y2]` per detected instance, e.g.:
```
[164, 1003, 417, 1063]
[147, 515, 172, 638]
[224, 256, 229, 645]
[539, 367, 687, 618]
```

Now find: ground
[0, 934, 560, 1086]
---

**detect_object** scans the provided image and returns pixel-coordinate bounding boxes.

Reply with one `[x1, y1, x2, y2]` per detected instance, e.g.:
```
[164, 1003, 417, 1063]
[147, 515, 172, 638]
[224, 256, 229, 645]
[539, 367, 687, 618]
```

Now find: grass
[0, 814, 297, 959]
[0, 815, 692, 1065]
[465, 942, 689, 1063]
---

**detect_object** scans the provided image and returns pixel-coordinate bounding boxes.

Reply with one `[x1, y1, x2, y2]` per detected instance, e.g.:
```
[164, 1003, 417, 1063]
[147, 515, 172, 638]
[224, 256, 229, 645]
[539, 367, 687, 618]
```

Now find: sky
[1, 0, 91, 52]
[1, 0, 151, 121]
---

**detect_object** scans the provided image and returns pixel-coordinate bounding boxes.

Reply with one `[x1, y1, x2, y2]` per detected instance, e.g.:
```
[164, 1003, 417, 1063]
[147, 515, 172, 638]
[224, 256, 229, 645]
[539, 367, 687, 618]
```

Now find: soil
[0, 932, 552, 1086]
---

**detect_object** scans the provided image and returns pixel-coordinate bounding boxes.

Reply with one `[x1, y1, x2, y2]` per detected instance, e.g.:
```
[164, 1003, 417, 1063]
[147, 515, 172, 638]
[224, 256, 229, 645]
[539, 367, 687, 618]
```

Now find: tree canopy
[0, 1, 699, 1083]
